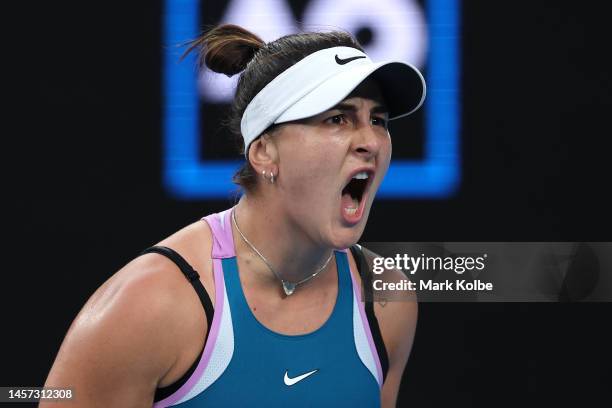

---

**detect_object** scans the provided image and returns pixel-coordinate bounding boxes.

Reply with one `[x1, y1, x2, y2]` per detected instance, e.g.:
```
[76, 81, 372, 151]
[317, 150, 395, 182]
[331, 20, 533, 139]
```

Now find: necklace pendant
[282, 281, 296, 296]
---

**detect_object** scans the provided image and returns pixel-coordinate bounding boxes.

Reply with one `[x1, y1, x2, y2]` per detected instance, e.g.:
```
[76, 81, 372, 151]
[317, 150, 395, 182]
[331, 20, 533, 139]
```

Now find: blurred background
[4, 0, 612, 406]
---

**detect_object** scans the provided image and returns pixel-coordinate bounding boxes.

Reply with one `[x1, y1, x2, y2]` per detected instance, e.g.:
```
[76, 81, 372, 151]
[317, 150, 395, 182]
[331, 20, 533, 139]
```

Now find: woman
[43, 24, 425, 407]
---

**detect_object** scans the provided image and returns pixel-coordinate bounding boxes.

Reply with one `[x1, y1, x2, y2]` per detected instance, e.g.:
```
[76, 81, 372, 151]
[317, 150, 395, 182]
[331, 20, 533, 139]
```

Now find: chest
[236, 259, 340, 335]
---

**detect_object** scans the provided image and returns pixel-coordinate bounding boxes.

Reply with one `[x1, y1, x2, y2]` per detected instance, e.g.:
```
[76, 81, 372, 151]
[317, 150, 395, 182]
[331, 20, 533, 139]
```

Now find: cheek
[278, 137, 343, 197]
[280, 132, 341, 172]
[282, 150, 333, 189]
[380, 136, 392, 171]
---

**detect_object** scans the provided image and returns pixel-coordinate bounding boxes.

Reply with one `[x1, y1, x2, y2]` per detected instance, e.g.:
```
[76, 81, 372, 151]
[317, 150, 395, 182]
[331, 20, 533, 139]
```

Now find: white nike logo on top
[283, 369, 318, 386]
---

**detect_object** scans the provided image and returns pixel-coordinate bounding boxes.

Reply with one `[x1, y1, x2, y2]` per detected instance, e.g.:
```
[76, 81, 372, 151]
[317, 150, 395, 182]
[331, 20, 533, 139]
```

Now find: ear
[248, 133, 279, 173]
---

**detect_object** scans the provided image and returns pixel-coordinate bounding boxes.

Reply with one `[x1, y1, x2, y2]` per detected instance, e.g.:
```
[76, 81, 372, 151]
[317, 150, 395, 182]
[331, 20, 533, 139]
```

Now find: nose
[352, 123, 385, 160]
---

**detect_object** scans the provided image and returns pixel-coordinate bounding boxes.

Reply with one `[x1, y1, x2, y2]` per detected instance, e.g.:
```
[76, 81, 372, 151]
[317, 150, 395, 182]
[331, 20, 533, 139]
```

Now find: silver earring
[261, 169, 276, 184]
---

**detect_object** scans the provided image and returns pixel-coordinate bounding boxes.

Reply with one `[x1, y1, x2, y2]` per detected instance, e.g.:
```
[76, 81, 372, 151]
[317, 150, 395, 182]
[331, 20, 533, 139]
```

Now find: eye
[371, 116, 389, 129]
[325, 114, 348, 125]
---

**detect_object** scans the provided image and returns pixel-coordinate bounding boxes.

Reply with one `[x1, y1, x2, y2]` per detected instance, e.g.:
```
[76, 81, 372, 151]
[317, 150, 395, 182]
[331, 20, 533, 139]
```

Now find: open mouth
[340, 169, 374, 223]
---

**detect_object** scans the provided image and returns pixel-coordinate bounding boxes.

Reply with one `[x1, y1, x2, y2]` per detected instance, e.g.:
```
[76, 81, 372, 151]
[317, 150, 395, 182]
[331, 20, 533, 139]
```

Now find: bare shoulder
[155, 217, 216, 305]
[42, 218, 214, 407]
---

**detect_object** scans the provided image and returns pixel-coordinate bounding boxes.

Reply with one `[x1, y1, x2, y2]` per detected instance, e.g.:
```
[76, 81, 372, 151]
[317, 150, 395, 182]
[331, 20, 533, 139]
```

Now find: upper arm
[41, 257, 198, 408]
[378, 298, 417, 408]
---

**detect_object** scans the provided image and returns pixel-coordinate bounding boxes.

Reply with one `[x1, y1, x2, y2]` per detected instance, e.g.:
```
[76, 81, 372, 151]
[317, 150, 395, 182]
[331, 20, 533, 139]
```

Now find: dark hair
[182, 24, 364, 193]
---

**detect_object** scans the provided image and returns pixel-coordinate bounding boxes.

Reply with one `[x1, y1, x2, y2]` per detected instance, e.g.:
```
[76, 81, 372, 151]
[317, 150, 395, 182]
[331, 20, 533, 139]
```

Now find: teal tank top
[152, 208, 383, 407]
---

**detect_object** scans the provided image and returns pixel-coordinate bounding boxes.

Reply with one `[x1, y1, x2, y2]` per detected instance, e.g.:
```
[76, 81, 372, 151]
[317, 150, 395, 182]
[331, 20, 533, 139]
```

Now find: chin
[328, 222, 367, 250]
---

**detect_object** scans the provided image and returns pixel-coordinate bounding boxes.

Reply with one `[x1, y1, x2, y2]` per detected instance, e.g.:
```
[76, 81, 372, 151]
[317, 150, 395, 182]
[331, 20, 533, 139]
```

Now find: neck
[232, 195, 333, 286]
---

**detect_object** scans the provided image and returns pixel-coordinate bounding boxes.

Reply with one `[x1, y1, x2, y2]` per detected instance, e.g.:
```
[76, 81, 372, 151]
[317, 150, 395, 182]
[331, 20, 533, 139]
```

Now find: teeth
[344, 197, 359, 216]
[352, 171, 369, 180]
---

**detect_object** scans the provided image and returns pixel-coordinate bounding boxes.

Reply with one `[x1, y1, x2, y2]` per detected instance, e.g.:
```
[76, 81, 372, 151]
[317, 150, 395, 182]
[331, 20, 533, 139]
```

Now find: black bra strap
[141, 246, 214, 402]
[140, 246, 214, 333]
[350, 244, 390, 384]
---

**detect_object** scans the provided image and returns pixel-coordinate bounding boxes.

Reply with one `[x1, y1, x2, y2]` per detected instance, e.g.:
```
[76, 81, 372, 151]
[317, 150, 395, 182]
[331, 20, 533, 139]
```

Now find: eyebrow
[330, 102, 389, 115]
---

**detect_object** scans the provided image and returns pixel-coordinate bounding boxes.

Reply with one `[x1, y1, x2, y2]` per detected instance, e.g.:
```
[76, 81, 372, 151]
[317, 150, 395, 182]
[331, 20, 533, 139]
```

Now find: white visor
[240, 46, 426, 157]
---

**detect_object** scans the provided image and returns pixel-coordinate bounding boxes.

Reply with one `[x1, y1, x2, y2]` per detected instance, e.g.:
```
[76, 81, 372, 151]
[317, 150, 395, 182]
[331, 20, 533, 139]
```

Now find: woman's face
[271, 79, 392, 249]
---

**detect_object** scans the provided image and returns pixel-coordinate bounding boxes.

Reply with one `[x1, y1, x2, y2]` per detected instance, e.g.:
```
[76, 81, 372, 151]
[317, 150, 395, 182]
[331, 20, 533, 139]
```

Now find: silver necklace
[231, 209, 333, 296]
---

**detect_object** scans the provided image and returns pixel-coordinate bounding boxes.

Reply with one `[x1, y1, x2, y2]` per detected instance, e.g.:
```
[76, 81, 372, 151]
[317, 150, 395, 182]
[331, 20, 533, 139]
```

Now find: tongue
[341, 192, 359, 210]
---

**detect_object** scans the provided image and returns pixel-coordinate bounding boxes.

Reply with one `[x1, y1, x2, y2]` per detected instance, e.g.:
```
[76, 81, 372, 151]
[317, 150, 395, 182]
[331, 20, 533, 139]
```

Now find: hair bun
[182, 24, 265, 77]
